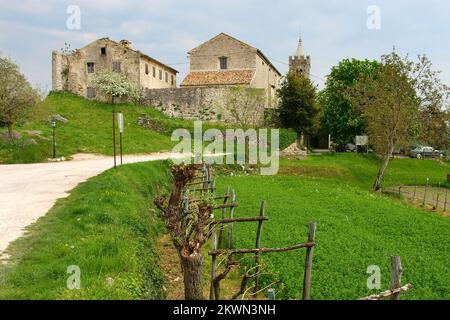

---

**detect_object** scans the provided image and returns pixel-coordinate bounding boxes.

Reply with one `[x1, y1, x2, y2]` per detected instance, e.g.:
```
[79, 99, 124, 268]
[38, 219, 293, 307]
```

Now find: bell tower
[289, 36, 311, 78]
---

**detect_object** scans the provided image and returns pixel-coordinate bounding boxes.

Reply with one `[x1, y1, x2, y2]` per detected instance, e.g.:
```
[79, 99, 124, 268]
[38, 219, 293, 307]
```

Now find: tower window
[100, 47, 106, 55]
[165, 72, 168, 82]
[145, 63, 149, 75]
[219, 57, 228, 70]
[159, 69, 162, 80]
[171, 75, 174, 85]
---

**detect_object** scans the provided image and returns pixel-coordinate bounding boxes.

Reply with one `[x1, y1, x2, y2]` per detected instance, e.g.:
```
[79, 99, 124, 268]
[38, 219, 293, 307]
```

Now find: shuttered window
[112, 61, 121, 72]
[87, 62, 95, 73]
[86, 87, 96, 98]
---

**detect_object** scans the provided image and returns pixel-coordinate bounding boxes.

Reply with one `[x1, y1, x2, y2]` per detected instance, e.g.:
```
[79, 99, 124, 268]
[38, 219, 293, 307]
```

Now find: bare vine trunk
[179, 252, 204, 300]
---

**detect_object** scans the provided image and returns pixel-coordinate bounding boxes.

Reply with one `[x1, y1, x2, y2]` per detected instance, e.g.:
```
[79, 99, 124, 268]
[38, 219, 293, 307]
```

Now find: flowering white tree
[91, 71, 141, 104]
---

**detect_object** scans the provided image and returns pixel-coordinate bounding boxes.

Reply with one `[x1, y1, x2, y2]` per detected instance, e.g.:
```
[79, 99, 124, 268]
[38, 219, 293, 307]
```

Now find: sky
[0, 0, 449, 91]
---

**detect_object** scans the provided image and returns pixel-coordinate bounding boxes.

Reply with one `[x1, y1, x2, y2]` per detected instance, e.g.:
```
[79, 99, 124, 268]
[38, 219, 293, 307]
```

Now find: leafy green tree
[350, 50, 438, 191]
[224, 86, 265, 127]
[320, 59, 381, 147]
[278, 72, 321, 142]
[91, 71, 141, 104]
[0, 56, 40, 139]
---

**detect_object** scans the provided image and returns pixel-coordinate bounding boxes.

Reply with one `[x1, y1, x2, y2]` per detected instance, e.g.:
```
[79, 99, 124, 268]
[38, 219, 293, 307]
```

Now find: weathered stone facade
[143, 86, 264, 124]
[181, 33, 281, 105]
[52, 38, 177, 100]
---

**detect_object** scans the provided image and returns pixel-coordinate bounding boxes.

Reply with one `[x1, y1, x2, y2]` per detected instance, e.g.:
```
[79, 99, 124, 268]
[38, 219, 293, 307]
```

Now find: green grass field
[0, 161, 170, 299]
[0, 92, 297, 164]
[1, 154, 448, 299]
[0, 92, 199, 164]
[215, 155, 450, 300]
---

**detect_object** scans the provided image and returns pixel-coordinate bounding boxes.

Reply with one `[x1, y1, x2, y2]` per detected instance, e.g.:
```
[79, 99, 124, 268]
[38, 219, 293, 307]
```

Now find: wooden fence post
[228, 189, 236, 249]
[390, 256, 403, 300]
[210, 227, 218, 300]
[218, 187, 230, 248]
[423, 179, 429, 206]
[254, 200, 265, 293]
[302, 221, 316, 300]
[267, 289, 276, 300]
[444, 188, 448, 212]
[435, 183, 440, 210]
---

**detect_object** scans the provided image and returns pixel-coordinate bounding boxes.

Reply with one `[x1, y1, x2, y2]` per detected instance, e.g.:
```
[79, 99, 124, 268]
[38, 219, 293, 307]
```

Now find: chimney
[119, 40, 131, 49]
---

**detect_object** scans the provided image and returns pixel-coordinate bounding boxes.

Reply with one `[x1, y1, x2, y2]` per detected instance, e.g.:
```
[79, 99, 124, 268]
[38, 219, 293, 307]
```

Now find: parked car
[409, 146, 445, 159]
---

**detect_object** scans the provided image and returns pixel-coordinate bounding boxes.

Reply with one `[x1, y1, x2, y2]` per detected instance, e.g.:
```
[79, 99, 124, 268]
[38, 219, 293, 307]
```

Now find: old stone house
[180, 33, 281, 105]
[52, 38, 177, 100]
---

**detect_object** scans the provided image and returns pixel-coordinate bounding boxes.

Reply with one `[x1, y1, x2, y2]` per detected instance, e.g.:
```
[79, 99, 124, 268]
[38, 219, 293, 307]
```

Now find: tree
[154, 164, 213, 300]
[0, 56, 40, 139]
[350, 50, 422, 191]
[412, 55, 450, 149]
[278, 72, 321, 143]
[224, 86, 265, 127]
[90, 71, 141, 104]
[320, 59, 381, 147]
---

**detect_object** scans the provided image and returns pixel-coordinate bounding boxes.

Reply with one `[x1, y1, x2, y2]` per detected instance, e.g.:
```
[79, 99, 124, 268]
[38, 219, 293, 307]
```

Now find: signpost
[356, 135, 369, 154]
[117, 112, 124, 166]
[51, 120, 57, 159]
[112, 111, 117, 168]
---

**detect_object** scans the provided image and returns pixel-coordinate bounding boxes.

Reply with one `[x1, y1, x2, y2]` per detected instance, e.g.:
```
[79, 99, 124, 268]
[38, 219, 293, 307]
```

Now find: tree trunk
[7, 123, 13, 140]
[373, 144, 394, 191]
[179, 252, 204, 300]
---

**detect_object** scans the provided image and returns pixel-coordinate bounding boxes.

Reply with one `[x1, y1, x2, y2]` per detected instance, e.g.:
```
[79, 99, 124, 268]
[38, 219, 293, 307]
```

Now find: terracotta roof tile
[180, 70, 255, 86]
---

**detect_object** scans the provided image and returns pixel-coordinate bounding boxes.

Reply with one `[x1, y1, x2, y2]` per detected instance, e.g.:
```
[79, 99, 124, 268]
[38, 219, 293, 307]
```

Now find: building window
[165, 72, 168, 82]
[153, 67, 156, 77]
[112, 61, 121, 72]
[159, 69, 162, 80]
[219, 57, 228, 70]
[87, 87, 96, 98]
[171, 75, 174, 86]
[145, 64, 149, 75]
[87, 62, 95, 73]
[100, 47, 106, 56]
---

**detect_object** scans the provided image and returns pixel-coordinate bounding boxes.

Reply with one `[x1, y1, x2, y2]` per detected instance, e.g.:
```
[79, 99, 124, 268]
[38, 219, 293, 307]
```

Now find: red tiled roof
[180, 70, 255, 87]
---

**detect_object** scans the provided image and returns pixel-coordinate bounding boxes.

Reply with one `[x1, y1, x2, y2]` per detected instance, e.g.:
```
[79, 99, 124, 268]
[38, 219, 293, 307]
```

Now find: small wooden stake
[302, 221, 316, 300]
[390, 256, 403, 300]
[210, 228, 218, 300]
[254, 200, 265, 293]
[435, 183, 440, 210]
[228, 189, 236, 249]
[267, 289, 276, 300]
[444, 188, 448, 211]
[218, 187, 230, 248]
[423, 180, 428, 206]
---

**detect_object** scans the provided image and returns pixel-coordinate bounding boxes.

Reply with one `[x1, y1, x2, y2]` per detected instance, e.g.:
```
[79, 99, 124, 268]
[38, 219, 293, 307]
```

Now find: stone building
[289, 36, 311, 78]
[52, 38, 177, 100]
[180, 33, 281, 105]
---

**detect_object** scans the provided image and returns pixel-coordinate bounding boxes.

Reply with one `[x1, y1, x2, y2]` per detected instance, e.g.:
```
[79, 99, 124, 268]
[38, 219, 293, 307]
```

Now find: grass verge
[0, 160, 171, 299]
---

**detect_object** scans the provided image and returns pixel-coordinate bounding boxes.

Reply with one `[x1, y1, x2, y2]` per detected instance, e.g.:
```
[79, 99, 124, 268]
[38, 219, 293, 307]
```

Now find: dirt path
[0, 152, 184, 257]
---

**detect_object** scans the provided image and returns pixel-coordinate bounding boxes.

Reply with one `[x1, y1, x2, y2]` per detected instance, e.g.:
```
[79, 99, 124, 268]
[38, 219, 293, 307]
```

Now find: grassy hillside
[0, 92, 295, 164]
[0, 92, 194, 164]
[0, 161, 171, 299]
[280, 153, 450, 189]
[216, 156, 450, 299]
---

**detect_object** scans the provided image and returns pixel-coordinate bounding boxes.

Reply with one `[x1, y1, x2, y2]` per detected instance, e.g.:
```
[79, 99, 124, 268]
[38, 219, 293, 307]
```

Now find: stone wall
[143, 87, 265, 124]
